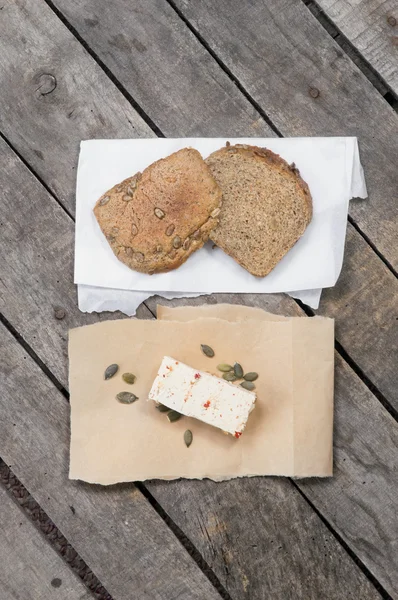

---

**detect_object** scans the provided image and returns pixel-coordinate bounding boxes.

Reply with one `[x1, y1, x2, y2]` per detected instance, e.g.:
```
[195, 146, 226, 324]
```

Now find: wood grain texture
[1, 326, 382, 600]
[0, 0, 153, 215]
[0, 322, 222, 600]
[0, 137, 151, 387]
[0, 485, 92, 600]
[145, 293, 398, 597]
[299, 352, 398, 596]
[170, 0, 398, 269]
[316, 0, 398, 94]
[146, 478, 380, 600]
[46, 0, 267, 138]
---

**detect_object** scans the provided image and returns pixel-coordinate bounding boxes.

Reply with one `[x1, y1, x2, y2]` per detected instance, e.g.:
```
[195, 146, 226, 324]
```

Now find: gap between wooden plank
[0, 312, 68, 399]
[43, 0, 281, 140]
[293, 299, 398, 422]
[0, 302, 392, 599]
[290, 481, 392, 600]
[0, 130, 73, 222]
[301, 0, 398, 106]
[163, 0, 283, 137]
[347, 215, 398, 280]
[0, 460, 113, 600]
[41, 0, 165, 138]
[135, 482, 233, 600]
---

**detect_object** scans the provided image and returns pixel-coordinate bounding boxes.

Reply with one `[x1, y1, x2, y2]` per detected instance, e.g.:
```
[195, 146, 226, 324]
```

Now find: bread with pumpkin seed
[206, 144, 312, 277]
[94, 148, 222, 274]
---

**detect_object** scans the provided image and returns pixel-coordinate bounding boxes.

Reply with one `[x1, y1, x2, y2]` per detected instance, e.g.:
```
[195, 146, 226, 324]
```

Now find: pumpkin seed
[201, 344, 215, 358]
[104, 364, 118, 380]
[156, 403, 171, 413]
[223, 372, 237, 382]
[116, 185, 123, 193]
[211, 207, 221, 218]
[183, 237, 191, 250]
[240, 381, 255, 391]
[167, 410, 182, 423]
[131, 224, 138, 236]
[192, 229, 201, 240]
[233, 362, 243, 379]
[99, 195, 110, 206]
[154, 207, 165, 219]
[122, 372, 136, 384]
[116, 391, 138, 404]
[135, 252, 144, 262]
[217, 363, 233, 372]
[165, 224, 175, 236]
[122, 194, 131, 202]
[184, 430, 193, 448]
[173, 236, 182, 249]
[244, 372, 258, 382]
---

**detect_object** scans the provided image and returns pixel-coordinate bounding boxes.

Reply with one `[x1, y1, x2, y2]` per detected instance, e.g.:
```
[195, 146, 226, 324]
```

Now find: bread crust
[94, 148, 222, 274]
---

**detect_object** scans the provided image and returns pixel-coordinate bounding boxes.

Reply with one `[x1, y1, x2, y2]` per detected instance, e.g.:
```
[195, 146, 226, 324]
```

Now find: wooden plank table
[0, 1, 397, 598]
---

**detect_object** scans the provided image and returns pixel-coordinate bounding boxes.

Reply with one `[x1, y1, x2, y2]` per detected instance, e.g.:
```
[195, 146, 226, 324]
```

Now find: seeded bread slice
[206, 144, 313, 277]
[94, 148, 222, 274]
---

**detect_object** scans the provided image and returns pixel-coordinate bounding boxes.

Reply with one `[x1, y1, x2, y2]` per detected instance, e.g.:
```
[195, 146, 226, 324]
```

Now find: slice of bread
[94, 148, 222, 274]
[206, 144, 312, 277]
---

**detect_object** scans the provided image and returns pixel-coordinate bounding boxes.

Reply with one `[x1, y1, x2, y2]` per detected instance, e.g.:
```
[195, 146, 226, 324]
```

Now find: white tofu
[149, 356, 256, 437]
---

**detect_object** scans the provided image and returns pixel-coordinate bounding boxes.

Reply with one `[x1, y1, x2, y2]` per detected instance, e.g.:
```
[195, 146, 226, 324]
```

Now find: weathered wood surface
[300, 352, 398, 596]
[316, 0, 398, 95]
[0, 323, 222, 600]
[0, 0, 397, 414]
[145, 293, 398, 597]
[0, 0, 153, 215]
[0, 133, 382, 600]
[147, 476, 381, 600]
[0, 323, 383, 600]
[166, 0, 398, 269]
[317, 225, 398, 407]
[1, 1, 397, 597]
[0, 485, 93, 600]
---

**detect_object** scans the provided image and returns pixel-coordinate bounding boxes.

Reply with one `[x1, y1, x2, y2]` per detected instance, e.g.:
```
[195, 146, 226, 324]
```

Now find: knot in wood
[54, 306, 66, 320]
[309, 87, 320, 99]
[387, 15, 396, 27]
[35, 73, 57, 96]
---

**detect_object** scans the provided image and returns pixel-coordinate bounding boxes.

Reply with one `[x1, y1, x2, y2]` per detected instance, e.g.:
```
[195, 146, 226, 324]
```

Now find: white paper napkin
[75, 137, 367, 313]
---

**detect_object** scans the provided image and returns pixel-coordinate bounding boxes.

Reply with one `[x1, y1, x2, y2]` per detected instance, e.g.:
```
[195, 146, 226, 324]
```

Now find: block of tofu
[148, 356, 256, 437]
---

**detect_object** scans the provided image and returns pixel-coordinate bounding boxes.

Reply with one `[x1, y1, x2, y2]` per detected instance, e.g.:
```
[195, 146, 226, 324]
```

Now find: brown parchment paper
[158, 304, 334, 477]
[69, 308, 333, 484]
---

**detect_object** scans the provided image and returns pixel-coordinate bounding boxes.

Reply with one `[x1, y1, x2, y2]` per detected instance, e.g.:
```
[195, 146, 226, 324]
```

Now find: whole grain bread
[94, 148, 222, 274]
[206, 144, 312, 277]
